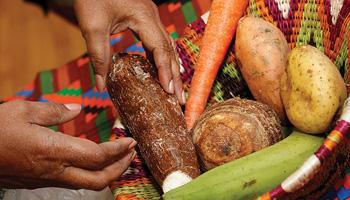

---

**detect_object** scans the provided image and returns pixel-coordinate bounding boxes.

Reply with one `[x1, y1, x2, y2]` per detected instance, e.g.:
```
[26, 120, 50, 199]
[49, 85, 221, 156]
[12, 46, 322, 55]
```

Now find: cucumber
[163, 131, 323, 200]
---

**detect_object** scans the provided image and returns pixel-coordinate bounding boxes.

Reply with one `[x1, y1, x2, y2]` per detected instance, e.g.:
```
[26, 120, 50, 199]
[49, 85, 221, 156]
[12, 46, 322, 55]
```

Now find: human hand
[74, 0, 185, 104]
[0, 100, 136, 190]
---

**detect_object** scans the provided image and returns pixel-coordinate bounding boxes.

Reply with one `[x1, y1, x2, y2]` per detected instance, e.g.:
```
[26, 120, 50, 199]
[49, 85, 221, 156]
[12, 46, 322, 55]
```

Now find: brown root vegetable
[192, 98, 283, 171]
[106, 53, 200, 192]
[235, 16, 290, 123]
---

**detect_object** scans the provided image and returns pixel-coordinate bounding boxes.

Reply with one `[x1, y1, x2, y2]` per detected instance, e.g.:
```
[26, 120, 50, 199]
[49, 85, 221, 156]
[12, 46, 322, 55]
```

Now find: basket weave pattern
[1, 0, 350, 199]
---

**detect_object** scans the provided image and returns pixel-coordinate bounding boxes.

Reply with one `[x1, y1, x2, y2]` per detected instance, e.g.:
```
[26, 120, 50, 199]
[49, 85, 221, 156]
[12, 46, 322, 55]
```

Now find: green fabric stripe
[327, 134, 340, 143]
[212, 81, 224, 102]
[133, 35, 140, 43]
[346, 167, 350, 174]
[296, 1, 324, 51]
[248, 0, 260, 17]
[95, 110, 111, 142]
[57, 88, 82, 96]
[223, 62, 241, 80]
[40, 71, 54, 94]
[181, 1, 197, 24]
[184, 38, 199, 55]
[88, 62, 96, 87]
[345, 56, 349, 83]
[334, 39, 348, 75]
[48, 125, 59, 131]
[171, 32, 179, 39]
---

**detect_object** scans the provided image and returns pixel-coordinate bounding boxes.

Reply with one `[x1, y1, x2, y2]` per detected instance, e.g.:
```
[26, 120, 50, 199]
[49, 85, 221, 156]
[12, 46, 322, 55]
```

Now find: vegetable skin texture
[192, 98, 282, 171]
[163, 131, 323, 200]
[185, 0, 248, 130]
[106, 53, 200, 191]
[235, 16, 290, 123]
[280, 45, 347, 134]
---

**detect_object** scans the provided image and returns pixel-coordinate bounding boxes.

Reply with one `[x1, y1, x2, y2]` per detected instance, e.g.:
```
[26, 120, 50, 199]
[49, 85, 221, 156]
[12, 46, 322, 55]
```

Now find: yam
[236, 16, 290, 123]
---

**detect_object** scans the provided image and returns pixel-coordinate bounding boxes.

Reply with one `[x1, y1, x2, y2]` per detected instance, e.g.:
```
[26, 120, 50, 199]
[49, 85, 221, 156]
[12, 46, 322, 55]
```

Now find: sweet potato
[235, 16, 290, 123]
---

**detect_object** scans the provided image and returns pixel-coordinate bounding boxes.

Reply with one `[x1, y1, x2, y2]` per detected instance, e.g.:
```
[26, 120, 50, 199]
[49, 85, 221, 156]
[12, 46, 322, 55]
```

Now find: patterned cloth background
[2, 0, 350, 199]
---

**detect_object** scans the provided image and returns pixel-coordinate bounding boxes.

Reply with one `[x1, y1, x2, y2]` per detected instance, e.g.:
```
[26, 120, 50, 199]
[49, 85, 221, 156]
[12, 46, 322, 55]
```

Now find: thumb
[19, 101, 81, 126]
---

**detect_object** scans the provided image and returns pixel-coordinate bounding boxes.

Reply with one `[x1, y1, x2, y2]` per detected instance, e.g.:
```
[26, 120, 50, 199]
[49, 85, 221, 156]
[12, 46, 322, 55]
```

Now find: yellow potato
[281, 45, 347, 134]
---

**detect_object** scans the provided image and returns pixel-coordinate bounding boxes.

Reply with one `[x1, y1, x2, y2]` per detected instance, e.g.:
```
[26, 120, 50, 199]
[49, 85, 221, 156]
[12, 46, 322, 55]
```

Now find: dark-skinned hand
[0, 100, 136, 190]
[74, 0, 185, 104]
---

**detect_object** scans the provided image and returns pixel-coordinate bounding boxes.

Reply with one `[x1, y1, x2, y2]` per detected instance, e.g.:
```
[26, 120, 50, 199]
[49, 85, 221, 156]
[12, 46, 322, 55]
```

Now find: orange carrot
[185, 0, 248, 130]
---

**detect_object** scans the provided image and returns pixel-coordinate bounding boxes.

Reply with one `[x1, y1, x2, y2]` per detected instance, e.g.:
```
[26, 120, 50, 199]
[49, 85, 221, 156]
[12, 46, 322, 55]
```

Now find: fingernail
[64, 103, 81, 111]
[182, 91, 187, 104]
[168, 80, 174, 94]
[130, 150, 137, 160]
[128, 140, 137, 150]
[95, 75, 106, 92]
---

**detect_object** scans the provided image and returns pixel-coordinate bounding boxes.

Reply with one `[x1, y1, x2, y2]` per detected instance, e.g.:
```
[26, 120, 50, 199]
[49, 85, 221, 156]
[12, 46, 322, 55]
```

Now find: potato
[280, 45, 347, 134]
[236, 16, 290, 123]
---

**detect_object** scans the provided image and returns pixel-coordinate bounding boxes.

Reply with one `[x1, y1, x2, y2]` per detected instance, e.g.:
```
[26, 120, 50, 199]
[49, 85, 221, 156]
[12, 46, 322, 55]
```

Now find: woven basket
[177, 1, 350, 199]
[112, 0, 350, 199]
[6, 0, 346, 199]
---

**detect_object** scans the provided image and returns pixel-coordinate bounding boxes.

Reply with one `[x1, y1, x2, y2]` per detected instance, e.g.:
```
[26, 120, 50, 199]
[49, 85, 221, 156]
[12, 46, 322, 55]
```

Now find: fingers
[150, 4, 184, 104]
[170, 38, 185, 105]
[11, 123, 136, 189]
[128, 13, 172, 91]
[58, 150, 136, 190]
[129, 15, 184, 104]
[50, 132, 136, 170]
[83, 30, 111, 91]
[98, 138, 137, 164]
[153, 28, 184, 104]
[152, 47, 174, 93]
[9, 101, 81, 126]
[74, 1, 110, 92]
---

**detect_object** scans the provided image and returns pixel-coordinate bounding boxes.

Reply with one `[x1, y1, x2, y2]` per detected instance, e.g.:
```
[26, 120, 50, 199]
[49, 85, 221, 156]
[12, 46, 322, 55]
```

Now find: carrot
[184, 0, 248, 130]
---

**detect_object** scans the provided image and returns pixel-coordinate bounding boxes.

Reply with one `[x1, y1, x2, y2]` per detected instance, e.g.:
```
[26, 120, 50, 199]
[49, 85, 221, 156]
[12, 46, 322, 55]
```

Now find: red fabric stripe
[315, 145, 331, 162]
[56, 64, 71, 91]
[270, 185, 287, 199]
[79, 63, 93, 93]
[169, 2, 187, 34]
[28, 75, 42, 101]
[52, 69, 59, 92]
[111, 30, 135, 53]
[66, 59, 80, 87]
[191, 0, 211, 16]
[159, 4, 172, 27]
[335, 120, 350, 135]
[343, 174, 350, 189]
[60, 118, 77, 136]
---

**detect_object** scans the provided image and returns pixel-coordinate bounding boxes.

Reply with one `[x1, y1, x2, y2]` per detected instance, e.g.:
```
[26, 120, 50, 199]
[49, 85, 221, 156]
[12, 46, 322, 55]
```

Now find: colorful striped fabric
[2, 0, 350, 199]
[1, 1, 211, 199]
